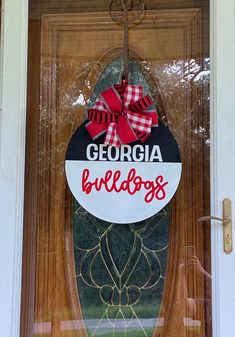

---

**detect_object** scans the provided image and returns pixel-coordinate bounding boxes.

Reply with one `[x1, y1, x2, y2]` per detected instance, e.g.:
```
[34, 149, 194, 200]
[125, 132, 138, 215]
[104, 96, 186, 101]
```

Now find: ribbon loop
[129, 95, 153, 112]
[86, 82, 159, 147]
[88, 109, 115, 124]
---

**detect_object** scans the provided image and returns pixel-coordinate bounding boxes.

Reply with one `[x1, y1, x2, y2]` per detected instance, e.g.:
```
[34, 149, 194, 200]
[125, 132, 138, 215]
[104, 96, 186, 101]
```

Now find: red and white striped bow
[86, 82, 158, 147]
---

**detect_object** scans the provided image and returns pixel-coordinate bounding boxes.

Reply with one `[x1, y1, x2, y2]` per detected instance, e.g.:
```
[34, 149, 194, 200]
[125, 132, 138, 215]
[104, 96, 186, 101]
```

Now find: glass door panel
[22, 1, 210, 337]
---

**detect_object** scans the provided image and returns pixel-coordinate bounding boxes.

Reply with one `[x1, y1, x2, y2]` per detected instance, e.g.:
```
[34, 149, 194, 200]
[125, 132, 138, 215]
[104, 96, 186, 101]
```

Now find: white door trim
[0, 1, 28, 337]
[0, 0, 234, 336]
[210, 1, 235, 337]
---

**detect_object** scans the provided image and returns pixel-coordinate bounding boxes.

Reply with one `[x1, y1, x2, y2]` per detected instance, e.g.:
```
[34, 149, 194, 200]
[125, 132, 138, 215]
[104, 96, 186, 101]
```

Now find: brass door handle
[198, 198, 232, 254]
[198, 215, 231, 223]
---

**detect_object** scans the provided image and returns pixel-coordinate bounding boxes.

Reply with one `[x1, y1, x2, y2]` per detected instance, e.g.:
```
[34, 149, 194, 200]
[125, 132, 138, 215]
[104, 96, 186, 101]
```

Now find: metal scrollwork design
[109, 0, 145, 25]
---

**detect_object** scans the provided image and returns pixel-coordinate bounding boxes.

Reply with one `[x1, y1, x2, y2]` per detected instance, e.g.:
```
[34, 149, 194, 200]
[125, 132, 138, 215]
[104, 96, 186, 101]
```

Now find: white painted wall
[0, 1, 28, 337]
[0, 0, 235, 336]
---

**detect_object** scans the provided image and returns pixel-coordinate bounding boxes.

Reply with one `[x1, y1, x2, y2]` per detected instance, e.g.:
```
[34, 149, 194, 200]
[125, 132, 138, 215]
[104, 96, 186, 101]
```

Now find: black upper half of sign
[65, 121, 181, 163]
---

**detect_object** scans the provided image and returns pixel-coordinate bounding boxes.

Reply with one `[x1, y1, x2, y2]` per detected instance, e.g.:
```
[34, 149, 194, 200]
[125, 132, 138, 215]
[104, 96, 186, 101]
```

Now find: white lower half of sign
[65, 160, 182, 223]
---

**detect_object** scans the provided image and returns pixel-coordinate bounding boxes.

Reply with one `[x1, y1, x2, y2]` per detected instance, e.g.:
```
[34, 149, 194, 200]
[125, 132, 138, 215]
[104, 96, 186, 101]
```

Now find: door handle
[198, 198, 232, 254]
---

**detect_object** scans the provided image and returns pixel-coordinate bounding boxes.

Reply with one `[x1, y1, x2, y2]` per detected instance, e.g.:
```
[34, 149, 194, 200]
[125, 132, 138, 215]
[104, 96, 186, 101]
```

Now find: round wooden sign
[65, 121, 182, 223]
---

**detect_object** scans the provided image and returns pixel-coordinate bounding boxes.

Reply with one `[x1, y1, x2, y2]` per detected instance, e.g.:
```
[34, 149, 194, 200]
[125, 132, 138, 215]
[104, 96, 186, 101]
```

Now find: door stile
[210, 1, 235, 337]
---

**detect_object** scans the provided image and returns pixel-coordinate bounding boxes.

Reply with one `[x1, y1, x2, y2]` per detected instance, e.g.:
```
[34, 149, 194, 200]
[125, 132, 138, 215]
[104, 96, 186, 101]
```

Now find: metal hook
[109, 0, 146, 81]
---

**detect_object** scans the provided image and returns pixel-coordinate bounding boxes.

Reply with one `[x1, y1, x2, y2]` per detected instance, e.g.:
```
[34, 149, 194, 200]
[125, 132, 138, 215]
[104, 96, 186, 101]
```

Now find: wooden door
[21, 1, 210, 337]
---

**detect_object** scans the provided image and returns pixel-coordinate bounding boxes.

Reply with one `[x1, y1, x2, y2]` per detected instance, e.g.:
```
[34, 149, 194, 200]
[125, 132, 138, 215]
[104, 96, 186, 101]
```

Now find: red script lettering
[82, 168, 168, 203]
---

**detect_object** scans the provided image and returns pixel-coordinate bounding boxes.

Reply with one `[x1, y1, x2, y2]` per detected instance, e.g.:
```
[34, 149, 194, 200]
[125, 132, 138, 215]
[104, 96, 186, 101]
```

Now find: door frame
[0, 0, 235, 337]
[0, 1, 28, 337]
[210, 1, 235, 336]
